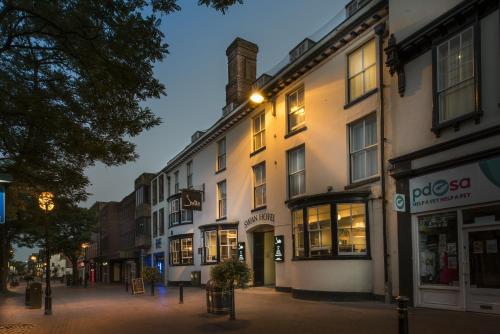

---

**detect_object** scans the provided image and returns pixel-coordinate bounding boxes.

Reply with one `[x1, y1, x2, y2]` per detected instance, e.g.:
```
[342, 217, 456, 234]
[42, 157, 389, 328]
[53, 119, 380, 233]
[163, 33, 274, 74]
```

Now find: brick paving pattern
[1, 283, 499, 334]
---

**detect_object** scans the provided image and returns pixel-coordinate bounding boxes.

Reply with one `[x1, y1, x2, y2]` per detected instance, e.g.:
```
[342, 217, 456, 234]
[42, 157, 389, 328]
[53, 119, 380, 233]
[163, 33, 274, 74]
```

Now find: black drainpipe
[374, 21, 390, 301]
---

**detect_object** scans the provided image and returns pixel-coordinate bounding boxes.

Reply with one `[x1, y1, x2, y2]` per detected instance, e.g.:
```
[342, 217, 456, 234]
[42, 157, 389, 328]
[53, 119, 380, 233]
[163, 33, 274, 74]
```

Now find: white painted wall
[155, 12, 389, 297]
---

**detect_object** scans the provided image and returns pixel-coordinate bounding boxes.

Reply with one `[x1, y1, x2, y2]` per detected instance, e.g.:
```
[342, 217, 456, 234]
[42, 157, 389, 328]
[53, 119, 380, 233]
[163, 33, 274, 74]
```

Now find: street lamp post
[38, 192, 54, 315]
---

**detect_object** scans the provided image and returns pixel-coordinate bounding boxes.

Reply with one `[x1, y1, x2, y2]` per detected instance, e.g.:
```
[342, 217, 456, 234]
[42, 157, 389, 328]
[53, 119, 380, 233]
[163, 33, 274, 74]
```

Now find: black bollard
[125, 279, 128, 292]
[229, 285, 235, 320]
[179, 283, 184, 304]
[396, 296, 409, 334]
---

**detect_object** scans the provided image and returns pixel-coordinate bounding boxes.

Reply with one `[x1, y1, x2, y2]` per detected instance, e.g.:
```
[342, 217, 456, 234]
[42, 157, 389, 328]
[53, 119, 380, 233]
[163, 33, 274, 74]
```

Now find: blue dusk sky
[15, 0, 349, 261]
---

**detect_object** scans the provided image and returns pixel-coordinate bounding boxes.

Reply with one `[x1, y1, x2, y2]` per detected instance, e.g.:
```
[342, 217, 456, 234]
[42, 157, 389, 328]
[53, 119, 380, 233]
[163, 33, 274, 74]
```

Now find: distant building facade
[87, 173, 154, 284]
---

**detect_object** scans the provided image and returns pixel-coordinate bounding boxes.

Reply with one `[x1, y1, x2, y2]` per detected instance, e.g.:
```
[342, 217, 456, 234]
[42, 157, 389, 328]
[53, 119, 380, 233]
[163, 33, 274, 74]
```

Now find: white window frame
[349, 115, 378, 183]
[252, 112, 265, 152]
[217, 138, 226, 171]
[287, 87, 305, 133]
[307, 205, 332, 257]
[169, 198, 180, 226]
[288, 146, 305, 198]
[219, 229, 238, 261]
[253, 162, 266, 208]
[204, 230, 218, 263]
[187, 161, 193, 189]
[174, 171, 179, 194]
[217, 180, 227, 219]
[347, 39, 376, 102]
[436, 27, 475, 123]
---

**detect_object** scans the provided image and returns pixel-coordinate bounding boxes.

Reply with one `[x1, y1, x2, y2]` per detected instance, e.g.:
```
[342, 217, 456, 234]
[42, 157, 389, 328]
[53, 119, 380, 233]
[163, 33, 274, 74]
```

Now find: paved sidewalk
[1, 283, 499, 334]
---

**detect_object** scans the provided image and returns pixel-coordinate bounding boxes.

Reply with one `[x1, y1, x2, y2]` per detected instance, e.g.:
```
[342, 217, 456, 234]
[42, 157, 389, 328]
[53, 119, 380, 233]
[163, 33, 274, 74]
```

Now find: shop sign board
[409, 156, 500, 213]
[274, 236, 284, 262]
[244, 212, 275, 229]
[181, 189, 202, 211]
[132, 277, 145, 294]
[237, 242, 245, 261]
[393, 193, 406, 212]
[0, 185, 4, 224]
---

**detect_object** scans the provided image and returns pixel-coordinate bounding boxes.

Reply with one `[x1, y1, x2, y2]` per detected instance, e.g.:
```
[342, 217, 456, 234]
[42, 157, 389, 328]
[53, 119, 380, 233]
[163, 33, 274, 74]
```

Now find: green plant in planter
[210, 258, 252, 288]
[142, 267, 161, 296]
[210, 258, 252, 320]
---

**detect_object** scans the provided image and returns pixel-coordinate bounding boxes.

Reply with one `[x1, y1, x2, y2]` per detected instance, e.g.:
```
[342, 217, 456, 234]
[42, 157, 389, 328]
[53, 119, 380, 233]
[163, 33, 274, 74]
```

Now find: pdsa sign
[409, 156, 500, 213]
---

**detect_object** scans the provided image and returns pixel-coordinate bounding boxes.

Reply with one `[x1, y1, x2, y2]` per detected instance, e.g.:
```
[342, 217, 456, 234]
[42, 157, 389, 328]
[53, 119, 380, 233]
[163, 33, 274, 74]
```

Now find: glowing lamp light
[81, 242, 90, 249]
[250, 92, 264, 104]
[337, 214, 342, 221]
[38, 192, 55, 212]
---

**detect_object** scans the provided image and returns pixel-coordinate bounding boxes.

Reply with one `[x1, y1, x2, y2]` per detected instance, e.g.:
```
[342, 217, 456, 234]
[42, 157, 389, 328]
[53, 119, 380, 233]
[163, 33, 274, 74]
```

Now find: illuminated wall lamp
[250, 92, 265, 104]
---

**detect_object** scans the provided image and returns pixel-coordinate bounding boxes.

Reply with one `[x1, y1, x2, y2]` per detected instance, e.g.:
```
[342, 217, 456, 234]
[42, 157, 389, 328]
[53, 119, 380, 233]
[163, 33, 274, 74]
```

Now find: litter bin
[27, 282, 42, 309]
[206, 280, 231, 314]
[25, 284, 30, 306]
[191, 271, 201, 286]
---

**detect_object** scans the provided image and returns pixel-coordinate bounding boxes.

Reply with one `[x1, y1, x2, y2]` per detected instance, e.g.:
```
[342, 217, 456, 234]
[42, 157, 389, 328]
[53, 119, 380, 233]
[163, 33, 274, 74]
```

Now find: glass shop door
[464, 226, 500, 314]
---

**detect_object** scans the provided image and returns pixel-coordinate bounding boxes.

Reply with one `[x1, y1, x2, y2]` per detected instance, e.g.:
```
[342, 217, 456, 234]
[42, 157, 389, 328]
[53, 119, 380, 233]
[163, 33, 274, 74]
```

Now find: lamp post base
[44, 295, 52, 315]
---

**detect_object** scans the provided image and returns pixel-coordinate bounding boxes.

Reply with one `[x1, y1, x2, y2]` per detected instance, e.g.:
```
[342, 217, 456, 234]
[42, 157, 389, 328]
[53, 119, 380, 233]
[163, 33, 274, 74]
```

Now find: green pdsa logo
[412, 177, 471, 200]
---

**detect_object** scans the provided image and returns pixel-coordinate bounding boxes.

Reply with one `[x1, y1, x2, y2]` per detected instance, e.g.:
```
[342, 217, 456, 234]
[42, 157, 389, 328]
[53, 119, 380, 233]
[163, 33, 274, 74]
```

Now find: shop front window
[169, 235, 193, 266]
[204, 230, 217, 263]
[418, 212, 459, 286]
[293, 209, 304, 257]
[291, 202, 368, 259]
[219, 229, 238, 261]
[337, 203, 367, 255]
[308, 205, 331, 256]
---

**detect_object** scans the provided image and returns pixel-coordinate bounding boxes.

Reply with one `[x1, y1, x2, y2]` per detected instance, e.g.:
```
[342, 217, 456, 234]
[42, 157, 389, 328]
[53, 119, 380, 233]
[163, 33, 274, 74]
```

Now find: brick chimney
[224, 37, 258, 115]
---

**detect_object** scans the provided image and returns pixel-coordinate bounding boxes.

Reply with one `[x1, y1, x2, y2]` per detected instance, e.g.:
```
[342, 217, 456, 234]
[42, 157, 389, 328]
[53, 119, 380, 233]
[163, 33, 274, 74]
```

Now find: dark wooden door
[253, 232, 264, 286]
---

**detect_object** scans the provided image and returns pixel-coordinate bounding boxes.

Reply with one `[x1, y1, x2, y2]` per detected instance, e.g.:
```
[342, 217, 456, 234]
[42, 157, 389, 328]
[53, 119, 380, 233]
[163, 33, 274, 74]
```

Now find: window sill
[344, 88, 378, 110]
[215, 217, 227, 222]
[284, 126, 307, 139]
[292, 255, 371, 261]
[431, 110, 482, 137]
[345, 176, 380, 190]
[201, 262, 218, 266]
[168, 222, 193, 229]
[215, 167, 226, 175]
[250, 146, 266, 157]
[251, 205, 267, 213]
[169, 263, 194, 267]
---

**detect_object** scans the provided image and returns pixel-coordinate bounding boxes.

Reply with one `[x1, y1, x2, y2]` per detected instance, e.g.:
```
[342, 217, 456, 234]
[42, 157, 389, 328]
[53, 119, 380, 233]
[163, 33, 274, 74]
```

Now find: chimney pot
[224, 37, 258, 111]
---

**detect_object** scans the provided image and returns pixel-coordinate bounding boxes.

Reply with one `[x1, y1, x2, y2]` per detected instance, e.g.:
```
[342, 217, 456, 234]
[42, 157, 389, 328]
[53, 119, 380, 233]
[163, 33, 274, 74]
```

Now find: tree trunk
[0, 224, 8, 293]
[68, 256, 78, 286]
[151, 281, 154, 296]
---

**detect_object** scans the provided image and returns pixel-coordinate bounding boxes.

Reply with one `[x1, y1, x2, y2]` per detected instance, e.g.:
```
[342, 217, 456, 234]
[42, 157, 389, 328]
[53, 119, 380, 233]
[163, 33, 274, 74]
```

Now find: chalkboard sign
[132, 278, 145, 294]
[237, 242, 245, 261]
[274, 236, 284, 262]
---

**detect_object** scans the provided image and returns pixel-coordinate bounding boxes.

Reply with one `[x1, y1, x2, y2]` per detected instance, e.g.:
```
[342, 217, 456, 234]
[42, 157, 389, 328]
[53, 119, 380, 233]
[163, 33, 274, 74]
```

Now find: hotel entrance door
[252, 230, 275, 286]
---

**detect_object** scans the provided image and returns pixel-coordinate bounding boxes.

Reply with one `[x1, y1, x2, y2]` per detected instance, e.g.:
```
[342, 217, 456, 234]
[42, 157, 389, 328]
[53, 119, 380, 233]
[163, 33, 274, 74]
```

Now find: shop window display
[418, 212, 459, 286]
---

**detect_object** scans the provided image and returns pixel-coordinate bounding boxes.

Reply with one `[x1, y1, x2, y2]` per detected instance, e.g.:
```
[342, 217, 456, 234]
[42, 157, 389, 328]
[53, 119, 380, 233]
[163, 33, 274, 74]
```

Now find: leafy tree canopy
[0, 0, 242, 201]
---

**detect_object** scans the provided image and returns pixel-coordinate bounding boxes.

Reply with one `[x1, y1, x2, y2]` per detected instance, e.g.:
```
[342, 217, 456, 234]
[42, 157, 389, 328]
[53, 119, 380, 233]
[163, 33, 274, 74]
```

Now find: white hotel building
[149, 0, 390, 301]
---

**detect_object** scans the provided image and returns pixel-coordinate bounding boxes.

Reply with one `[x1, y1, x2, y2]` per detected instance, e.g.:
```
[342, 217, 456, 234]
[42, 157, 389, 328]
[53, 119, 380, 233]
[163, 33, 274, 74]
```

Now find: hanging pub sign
[274, 236, 284, 262]
[181, 189, 203, 211]
[237, 242, 245, 262]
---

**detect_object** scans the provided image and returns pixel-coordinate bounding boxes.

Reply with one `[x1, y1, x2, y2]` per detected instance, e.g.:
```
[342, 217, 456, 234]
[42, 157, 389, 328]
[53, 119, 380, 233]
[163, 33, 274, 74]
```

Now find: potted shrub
[142, 267, 161, 296]
[209, 258, 251, 320]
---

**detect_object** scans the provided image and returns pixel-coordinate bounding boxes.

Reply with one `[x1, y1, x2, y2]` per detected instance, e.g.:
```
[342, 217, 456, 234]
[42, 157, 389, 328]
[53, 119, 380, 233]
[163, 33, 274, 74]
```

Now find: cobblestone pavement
[1, 283, 499, 334]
